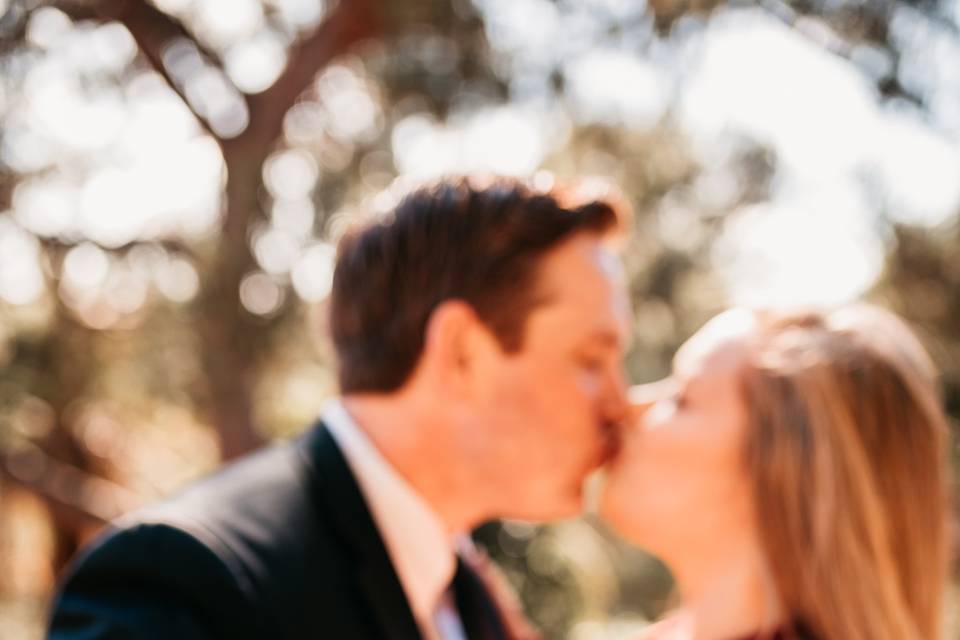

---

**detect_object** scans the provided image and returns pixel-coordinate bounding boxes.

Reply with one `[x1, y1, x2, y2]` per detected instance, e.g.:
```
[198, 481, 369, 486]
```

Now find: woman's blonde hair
[741, 305, 951, 640]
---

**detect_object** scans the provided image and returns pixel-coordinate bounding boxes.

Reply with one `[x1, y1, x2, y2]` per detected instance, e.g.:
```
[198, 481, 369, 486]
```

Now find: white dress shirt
[322, 399, 468, 640]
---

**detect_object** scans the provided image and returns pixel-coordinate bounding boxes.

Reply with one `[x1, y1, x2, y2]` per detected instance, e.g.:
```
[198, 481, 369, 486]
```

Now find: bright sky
[678, 8, 960, 306]
[1, 1, 959, 314]
[438, 2, 960, 307]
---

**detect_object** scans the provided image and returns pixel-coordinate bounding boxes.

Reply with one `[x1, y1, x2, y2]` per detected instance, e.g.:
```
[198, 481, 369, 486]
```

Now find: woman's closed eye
[656, 379, 687, 413]
[668, 385, 688, 410]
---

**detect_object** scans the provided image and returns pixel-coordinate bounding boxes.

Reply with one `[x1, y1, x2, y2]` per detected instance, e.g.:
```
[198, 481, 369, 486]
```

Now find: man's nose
[600, 364, 630, 424]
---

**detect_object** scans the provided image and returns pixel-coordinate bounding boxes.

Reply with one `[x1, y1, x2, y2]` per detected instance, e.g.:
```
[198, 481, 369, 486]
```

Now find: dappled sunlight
[679, 9, 878, 179]
[0, 216, 44, 306]
[891, 4, 960, 137]
[239, 270, 286, 316]
[677, 7, 960, 305]
[3, 9, 223, 321]
[392, 106, 549, 178]
[314, 64, 383, 144]
[874, 108, 960, 227]
[224, 30, 288, 94]
[192, 0, 265, 50]
[270, 196, 315, 237]
[264, 148, 319, 200]
[714, 184, 886, 307]
[152, 253, 201, 303]
[1, 0, 959, 637]
[565, 50, 668, 128]
[290, 241, 336, 302]
[252, 225, 302, 275]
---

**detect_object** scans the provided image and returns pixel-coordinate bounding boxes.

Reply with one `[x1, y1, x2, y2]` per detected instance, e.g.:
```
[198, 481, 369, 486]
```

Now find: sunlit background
[1, 0, 958, 638]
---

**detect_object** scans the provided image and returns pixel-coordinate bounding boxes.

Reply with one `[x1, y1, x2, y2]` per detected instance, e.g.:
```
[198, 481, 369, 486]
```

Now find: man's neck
[341, 394, 482, 535]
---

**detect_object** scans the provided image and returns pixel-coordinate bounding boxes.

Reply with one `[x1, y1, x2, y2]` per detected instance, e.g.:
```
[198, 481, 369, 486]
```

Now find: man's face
[469, 233, 630, 521]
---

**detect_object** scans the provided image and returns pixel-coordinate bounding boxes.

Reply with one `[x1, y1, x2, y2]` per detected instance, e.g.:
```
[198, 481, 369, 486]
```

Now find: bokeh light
[2, 0, 959, 637]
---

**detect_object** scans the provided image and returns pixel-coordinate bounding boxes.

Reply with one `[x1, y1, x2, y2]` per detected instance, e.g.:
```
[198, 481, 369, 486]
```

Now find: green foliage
[0, 0, 958, 637]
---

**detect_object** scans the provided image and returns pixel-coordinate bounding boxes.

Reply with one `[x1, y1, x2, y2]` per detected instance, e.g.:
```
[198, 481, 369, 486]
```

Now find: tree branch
[756, 0, 927, 107]
[188, 0, 380, 461]
[56, 0, 226, 142]
[34, 234, 199, 261]
[240, 0, 380, 153]
[57, 0, 381, 153]
[1, 443, 143, 526]
[214, 0, 380, 243]
[46, 0, 382, 463]
[894, 0, 960, 40]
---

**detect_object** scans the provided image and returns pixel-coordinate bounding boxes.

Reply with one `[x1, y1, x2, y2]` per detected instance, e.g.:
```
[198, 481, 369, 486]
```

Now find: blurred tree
[53, 0, 380, 459]
[0, 0, 958, 637]
[0, 0, 382, 577]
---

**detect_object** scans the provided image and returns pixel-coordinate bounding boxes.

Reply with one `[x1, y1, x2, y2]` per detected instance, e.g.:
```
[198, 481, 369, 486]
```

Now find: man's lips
[598, 419, 624, 464]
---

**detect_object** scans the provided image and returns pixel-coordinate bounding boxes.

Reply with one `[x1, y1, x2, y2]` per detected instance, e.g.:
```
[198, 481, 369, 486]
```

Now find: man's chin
[597, 431, 623, 468]
[551, 482, 597, 520]
[503, 493, 583, 523]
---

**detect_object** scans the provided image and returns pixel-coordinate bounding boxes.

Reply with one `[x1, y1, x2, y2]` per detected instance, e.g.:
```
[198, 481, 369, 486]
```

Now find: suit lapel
[453, 557, 510, 640]
[299, 421, 422, 640]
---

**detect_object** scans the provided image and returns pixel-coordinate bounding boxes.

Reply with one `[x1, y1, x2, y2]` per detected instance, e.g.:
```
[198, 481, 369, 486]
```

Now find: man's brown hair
[329, 176, 622, 393]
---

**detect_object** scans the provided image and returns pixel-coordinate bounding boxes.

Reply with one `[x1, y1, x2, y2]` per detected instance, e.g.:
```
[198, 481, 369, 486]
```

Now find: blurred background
[0, 0, 958, 637]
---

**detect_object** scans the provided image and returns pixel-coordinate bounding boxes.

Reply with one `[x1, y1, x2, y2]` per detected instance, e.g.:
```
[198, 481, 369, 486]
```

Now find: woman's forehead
[676, 309, 756, 378]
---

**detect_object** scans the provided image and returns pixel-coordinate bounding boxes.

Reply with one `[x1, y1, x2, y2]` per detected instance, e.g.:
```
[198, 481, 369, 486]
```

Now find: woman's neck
[663, 534, 785, 640]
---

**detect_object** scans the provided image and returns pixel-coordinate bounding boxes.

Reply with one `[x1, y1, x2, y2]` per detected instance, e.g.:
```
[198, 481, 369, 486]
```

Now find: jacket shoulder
[130, 433, 338, 594]
[50, 520, 259, 639]
[52, 425, 368, 639]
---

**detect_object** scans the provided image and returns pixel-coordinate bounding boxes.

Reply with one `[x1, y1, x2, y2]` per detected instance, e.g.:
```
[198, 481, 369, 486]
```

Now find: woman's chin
[597, 483, 650, 546]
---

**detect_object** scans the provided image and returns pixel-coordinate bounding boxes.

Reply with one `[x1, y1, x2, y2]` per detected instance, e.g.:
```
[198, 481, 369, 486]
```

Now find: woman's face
[600, 309, 758, 552]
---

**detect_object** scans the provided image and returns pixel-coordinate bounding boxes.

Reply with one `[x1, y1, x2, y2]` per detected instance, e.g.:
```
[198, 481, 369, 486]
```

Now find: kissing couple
[49, 176, 951, 640]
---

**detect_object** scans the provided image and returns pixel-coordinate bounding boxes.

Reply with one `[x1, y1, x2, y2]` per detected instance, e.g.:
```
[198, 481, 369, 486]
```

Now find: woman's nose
[627, 380, 671, 423]
[628, 382, 659, 412]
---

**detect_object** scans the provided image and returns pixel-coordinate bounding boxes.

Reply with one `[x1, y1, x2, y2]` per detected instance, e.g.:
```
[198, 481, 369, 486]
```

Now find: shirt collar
[322, 398, 458, 627]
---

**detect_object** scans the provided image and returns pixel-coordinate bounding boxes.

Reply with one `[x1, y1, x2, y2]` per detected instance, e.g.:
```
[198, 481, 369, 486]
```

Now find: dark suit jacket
[48, 421, 513, 640]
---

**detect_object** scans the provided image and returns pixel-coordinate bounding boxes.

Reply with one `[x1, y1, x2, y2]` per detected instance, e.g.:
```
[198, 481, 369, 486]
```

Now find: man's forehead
[528, 236, 629, 341]
[535, 234, 624, 298]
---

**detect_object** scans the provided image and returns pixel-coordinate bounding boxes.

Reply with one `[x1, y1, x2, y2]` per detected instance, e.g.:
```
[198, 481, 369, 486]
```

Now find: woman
[601, 305, 952, 640]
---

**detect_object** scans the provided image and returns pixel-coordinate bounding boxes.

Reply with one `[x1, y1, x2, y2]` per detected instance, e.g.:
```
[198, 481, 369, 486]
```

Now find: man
[48, 176, 631, 640]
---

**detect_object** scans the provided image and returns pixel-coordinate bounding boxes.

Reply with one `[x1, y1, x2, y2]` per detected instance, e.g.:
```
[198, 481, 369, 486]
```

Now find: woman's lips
[598, 418, 625, 464]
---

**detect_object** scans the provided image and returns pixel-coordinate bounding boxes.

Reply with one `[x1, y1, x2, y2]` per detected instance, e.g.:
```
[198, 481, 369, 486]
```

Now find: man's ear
[422, 300, 494, 394]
